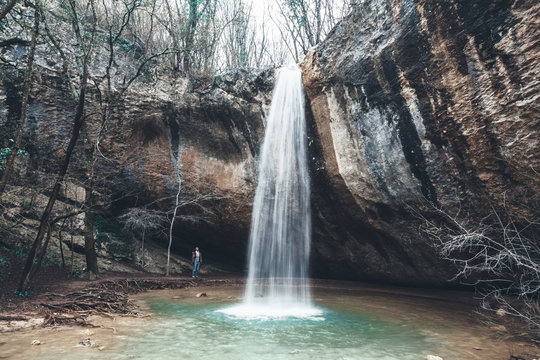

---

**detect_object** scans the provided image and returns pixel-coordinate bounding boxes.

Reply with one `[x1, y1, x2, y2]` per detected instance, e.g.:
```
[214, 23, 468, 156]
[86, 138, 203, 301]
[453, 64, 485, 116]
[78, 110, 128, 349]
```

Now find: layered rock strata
[301, 0, 539, 284]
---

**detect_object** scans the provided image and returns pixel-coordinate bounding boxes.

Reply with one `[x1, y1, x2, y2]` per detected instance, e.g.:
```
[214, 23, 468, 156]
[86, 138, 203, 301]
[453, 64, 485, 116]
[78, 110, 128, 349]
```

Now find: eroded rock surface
[0, 65, 273, 268]
[301, 0, 539, 284]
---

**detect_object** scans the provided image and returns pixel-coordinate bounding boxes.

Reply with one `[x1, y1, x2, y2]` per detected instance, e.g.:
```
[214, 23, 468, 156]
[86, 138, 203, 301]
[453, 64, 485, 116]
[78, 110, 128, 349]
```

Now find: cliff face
[301, 0, 540, 284]
[0, 66, 273, 267]
[95, 70, 275, 265]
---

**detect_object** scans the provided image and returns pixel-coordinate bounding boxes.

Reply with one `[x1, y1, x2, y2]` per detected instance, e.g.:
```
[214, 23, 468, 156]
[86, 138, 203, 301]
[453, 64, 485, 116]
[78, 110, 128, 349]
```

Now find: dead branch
[408, 198, 540, 339]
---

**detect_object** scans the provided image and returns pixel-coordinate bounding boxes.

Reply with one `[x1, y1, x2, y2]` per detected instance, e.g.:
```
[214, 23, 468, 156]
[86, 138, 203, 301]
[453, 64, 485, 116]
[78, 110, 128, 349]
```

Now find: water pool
[114, 299, 432, 360]
[1, 283, 527, 360]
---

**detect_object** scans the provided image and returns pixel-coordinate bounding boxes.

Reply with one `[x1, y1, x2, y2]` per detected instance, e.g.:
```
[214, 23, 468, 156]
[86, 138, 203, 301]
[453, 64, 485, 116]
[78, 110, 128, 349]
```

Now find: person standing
[191, 246, 202, 278]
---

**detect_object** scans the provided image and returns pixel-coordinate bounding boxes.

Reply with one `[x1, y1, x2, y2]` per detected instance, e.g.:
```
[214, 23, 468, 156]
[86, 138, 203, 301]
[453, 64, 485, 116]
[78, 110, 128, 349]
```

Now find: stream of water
[221, 64, 318, 320]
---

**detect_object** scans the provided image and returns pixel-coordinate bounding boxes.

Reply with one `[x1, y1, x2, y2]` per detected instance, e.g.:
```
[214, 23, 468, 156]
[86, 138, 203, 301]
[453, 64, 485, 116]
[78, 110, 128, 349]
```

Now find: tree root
[38, 278, 209, 326]
[41, 288, 139, 319]
[38, 278, 232, 328]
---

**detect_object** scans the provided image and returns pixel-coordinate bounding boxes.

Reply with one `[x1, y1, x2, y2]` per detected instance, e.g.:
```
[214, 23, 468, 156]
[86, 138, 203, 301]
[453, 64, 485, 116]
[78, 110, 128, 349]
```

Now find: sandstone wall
[301, 0, 539, 284]
[0, 66, 273, 267]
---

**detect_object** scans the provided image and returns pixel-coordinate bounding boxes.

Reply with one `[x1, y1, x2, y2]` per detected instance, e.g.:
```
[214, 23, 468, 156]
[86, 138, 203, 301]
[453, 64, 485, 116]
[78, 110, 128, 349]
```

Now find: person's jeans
[192, 261, 200, 277]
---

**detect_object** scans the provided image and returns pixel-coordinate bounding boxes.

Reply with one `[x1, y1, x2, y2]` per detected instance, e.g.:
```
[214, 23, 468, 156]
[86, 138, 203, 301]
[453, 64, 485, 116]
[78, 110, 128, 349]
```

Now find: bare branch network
[410, 198, 540, 336]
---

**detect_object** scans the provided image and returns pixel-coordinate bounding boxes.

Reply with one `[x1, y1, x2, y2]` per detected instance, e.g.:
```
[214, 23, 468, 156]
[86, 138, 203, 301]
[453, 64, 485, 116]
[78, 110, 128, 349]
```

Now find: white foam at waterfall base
[218, 64, 321, 320]
[217, 301, 324, 321]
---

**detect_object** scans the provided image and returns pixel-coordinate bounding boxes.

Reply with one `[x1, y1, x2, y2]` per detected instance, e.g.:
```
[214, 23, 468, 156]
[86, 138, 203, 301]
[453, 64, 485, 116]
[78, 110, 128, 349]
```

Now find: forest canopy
[1, 0, 354, 80]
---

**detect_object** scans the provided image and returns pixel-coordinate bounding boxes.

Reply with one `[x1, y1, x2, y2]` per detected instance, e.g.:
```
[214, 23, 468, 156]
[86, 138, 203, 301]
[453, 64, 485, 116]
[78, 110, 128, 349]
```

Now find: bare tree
[272, 0, 351, 61]
[166, 174, 182, 276]
[183, 0, 203, 72]
[18, 0, 98, 293]
[159, 0, 217, 73]
[76, 0, 176, 277]
[221, 0, 254, 69]
[81, 0, 145, 277]
[411, 198, 540, 337]
[164, 148, 226, 275]
[119, 207, 166, 268]
[165, 184, 225, 276]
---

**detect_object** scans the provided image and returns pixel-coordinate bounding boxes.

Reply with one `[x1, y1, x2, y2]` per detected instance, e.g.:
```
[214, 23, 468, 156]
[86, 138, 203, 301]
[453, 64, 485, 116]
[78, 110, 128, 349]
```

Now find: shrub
[94, 215, 133, 260]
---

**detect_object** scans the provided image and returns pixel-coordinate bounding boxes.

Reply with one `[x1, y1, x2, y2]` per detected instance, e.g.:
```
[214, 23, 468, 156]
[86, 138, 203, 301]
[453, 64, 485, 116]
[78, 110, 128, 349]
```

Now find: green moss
[0, 140, 28, 171]
[1, 245, 27, 258]
[13, 289, 29, 297]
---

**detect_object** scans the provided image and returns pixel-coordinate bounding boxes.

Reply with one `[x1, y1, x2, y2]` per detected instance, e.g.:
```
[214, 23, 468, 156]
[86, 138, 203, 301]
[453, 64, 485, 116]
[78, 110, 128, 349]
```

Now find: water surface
[1, 282, 528, 360]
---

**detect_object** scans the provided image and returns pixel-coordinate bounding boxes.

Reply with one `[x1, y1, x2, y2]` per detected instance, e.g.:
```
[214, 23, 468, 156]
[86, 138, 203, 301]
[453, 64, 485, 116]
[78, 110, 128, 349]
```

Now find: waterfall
[220, 64, 321, 320]
[244, 64, 311, 304]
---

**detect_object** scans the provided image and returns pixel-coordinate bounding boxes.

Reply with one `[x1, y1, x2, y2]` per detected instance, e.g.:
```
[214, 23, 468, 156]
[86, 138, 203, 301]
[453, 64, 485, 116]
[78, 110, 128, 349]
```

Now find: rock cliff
[301, 0, 539, 284]
[0, 65, 273, 269]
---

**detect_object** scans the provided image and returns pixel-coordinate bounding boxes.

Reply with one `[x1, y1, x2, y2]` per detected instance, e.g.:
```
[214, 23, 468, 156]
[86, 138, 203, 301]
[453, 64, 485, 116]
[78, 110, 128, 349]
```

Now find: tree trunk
[166, 208, 176, 276]
[17, 60, 89, 293]
[84, 190, 98, 276]
[70, 218, 74, 276]
[141, 227, 145, 268]
[183, 0, 199, 73]
[0, 5, 39, 199]
[82, 115, 99, 276]
[58, 219, 66, 268]
[164, 0, 180, 71]
[0, 0, 17, 23]
[166, 179, 182, 276]
[30, 222, 53, 281]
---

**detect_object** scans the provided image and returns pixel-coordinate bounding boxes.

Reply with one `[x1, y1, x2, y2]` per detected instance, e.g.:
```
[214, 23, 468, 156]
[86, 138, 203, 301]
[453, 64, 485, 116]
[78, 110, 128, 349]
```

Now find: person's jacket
[191, 251, 202, 264]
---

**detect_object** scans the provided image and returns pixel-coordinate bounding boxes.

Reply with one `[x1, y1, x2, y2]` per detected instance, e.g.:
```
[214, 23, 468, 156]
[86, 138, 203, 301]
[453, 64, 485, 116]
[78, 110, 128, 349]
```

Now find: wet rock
[0, 64, 271, 271]
[31, 340, 41, 345]
[196, 292, 207, 298]
[78, 338, 96, 347]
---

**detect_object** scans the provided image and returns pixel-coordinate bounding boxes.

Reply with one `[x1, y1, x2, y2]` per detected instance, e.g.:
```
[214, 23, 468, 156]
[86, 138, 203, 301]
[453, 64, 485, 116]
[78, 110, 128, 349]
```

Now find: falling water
[220, 64, 320, 319]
